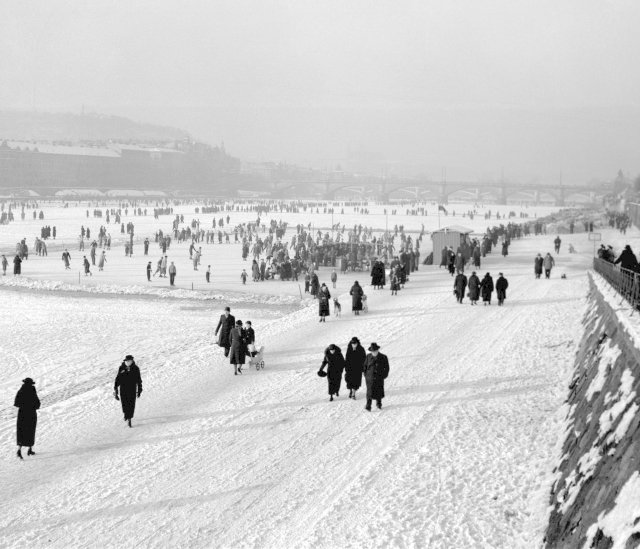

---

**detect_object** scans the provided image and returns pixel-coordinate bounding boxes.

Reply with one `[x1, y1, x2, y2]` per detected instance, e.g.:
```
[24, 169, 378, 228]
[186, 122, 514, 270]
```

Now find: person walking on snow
[318, 343, 345, 401]
[543, 253, 555, 279]
[496, 272, 509, 306]
[344, 337, 366, 399]
[318, 282, 331, 322]
[168, 262, 177, 286]
[229, 320, 248, 375]
[468, 271, 480, 305]
[146, 261, 152, 281]
[98, 251, 106, 271]
[241, 269, 248, 285]
[1, 254, 7, 275]
[62, 249, 71, 269]
[554, 236, 562, 254]
[534, 253, 543, 279]
[330, 269, 337, 289]
[14, 377, 40, 459]
[215, 306, 235, 357]
[363, 342, 389, 411]
[480, 272, 494, 305]
[83, 256, 92, 276]
[454, 272, 467, 304]
[206, 265, 211, 283]
[114, 355, 142, 428]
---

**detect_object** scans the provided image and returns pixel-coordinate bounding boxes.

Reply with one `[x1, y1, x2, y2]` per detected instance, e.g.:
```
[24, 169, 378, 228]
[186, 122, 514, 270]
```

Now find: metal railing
[593, 257, 640, 310]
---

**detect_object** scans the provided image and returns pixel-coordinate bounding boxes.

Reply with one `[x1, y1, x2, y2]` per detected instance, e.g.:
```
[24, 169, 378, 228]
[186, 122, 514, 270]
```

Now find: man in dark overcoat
[114, 355, 143, 427]
[215, 306, 236, 357]
[363, 343, 389, 411]
[319, 343, 345, 401]
[345, 337, 366, 399]
[454, 272, 468, 304]
[496, 272, 509, 306]
[14, 377, 40, 459]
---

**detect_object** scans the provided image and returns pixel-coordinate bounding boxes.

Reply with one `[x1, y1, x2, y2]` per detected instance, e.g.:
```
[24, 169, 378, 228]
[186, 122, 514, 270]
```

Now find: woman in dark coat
[480, 272, 494, 305]
[318, 283, 331, 322]
[468, 271, 480, 305]
[319, 344, 345, 401]
[363, 343, 389, 411]
[15, 378, 40, 459]
[310, 272, 320, 298]
[350, 281, 363, 315]
[13, 254, 22, 275]
[114, 355, 143, 427]
[229, 320, 248, 375]
[344, 337, 366, 399]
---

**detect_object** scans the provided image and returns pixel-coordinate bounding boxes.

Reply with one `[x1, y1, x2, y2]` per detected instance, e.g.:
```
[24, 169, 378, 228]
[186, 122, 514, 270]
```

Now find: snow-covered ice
[0, 202, 632, 548]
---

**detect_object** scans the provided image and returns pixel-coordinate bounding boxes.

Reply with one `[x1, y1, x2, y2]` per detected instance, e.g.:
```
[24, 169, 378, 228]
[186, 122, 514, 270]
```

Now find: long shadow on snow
[384, 382, 551, 410]
[0, 483, 273, 535]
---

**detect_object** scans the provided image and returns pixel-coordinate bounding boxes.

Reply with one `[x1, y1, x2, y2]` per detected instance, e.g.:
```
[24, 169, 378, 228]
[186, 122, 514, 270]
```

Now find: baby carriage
[248, 344, 265, 370]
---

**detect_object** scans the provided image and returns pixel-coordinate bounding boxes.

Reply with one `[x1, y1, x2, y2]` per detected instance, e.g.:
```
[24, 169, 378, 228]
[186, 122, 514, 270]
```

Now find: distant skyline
[2, 0, 640, 184]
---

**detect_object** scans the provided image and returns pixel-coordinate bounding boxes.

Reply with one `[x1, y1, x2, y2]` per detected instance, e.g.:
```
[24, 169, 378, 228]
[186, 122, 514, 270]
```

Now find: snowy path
[0, 230, 609, 548]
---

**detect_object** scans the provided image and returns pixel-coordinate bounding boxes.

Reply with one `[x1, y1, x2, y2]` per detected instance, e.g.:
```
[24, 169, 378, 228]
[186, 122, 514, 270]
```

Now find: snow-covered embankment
[545, 272, 640, 548]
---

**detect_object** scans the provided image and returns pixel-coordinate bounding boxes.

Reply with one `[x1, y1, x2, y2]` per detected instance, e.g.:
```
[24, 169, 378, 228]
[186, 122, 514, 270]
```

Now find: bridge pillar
[475, 188, 481, 201]
[439, 182, 448, 205]
[498, 183, 507, 205]
[556, 187, 565, 207]
[534, 190, 540, 206]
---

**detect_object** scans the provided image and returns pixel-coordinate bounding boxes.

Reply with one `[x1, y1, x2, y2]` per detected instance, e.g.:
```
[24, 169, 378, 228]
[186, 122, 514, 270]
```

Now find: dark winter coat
[229, 327, 247, 365]
[534, 256, 543, 275]
[468, 274, 480, 301]
[615, 248, 639, 272]
[215, 313, 236, 348]
[310, 274, 320, 297]
[344, 343, 366, 390]
[363, 352, 389, 401]
[318, 286, 331, 316]
[14, 383, 40, 446]
[13, 255, 21, 275]
[454, 273, 467, 298]
[245, 327, 255, 345]
[496, 276, 509, 300]
[321, 346, 345, 395]
[480, 275, 494, 302]
[350, 282, 363, 311]
[114, 362, 142, 420]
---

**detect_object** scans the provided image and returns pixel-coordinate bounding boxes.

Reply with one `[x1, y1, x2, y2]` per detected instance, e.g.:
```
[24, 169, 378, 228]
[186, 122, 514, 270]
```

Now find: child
[241, 269, 248, 285]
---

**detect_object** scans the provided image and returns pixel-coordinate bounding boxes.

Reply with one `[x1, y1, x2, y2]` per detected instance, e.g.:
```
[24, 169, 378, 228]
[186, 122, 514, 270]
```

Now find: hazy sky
[2, 0, 640, 183]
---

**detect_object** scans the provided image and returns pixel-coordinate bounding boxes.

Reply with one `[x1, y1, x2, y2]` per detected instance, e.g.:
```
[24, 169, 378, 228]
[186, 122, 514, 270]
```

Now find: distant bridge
[270, 177, 611, 206]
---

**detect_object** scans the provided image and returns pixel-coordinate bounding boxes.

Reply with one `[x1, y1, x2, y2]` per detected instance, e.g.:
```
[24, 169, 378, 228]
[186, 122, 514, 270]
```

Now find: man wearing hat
[496, 272, 509, 306]
[363, 343, 390, 411]
[215, 306, 235, 357]
[14, 377, 41, 459]
[114, 355, 143, 428]
[229, 319, 247, 375]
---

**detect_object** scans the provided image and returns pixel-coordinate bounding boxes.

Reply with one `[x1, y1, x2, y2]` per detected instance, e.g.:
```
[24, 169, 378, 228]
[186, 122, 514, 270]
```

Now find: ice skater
[114, 355, 143, 428]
